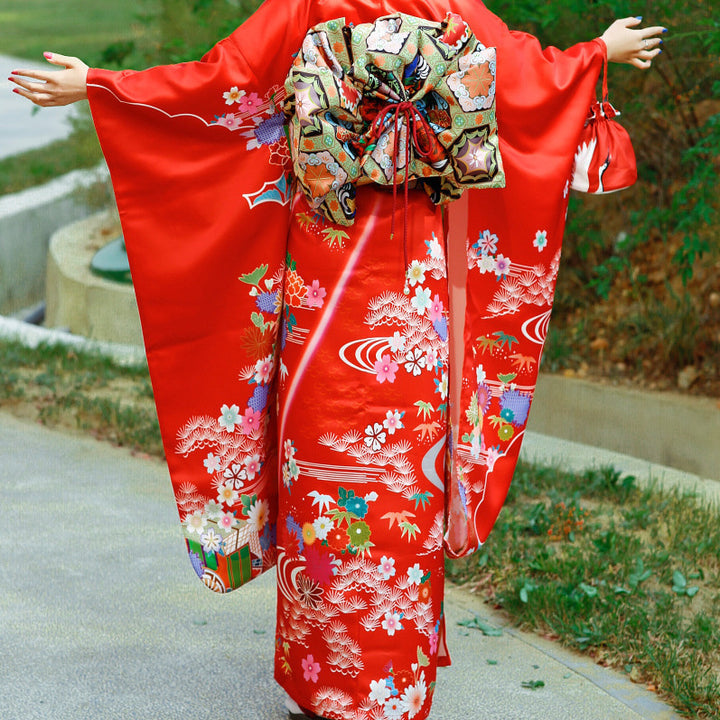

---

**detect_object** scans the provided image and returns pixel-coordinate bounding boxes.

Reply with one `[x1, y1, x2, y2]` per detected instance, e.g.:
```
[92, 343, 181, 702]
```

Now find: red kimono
[87, 1, 606, 718]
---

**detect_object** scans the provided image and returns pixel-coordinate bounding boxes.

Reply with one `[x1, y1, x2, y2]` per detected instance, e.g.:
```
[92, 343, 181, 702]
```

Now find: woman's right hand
[9, 53, 89, 106]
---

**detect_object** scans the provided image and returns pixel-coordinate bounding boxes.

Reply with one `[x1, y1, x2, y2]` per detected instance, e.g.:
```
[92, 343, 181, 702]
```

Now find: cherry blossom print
[305, 279, 327, 308]
[215, 113, 244, 131]
[425, 234, 444, 260]
[238, 91, 263, 113]
[200, 528, 223, 553]
[223, 86, 246, 105]
[427, 294, 444, 323]
[369, 678, 392, 705]
[475, 253, 497, 274]
[254, 355, 274, 384]
[425, 349, 438, 371]
[217, 512, 237, 534]
[185, 510, 207, 535]
[475, 228, 499, 255]
[302, 654, 321, 683]
[239, 407, 262, 435]
[410, 287, 432, 315]
[494, 254, 511, 279]
[374, 353, 399, 384]
[407, 260, 427, 287]
[383, 409, 404, 435]
[533, 229, 548, 252]
[203, 453, 222, 474]
[218, 404, 241, 432]
[243, 454, 262, 480]
[407, 563, 424, 586]
[381, 610, 404, 636]
[217, 483, 239, 507]
[389, 331, 407, 352]
[377, 555, 397, 581]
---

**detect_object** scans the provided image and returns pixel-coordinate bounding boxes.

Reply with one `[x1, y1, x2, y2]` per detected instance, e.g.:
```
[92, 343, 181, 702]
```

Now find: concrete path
[0, 412, 683, 719]
[0, 54, 76, 160]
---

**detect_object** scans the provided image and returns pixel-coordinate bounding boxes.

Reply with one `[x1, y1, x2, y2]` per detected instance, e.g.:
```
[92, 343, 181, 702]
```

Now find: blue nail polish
[635, 15, 643, 20]
[662, 28, 668, 33]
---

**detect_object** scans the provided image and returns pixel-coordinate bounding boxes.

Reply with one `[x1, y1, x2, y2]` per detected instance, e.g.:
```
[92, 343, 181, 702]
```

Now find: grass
[0, 0, 157, 65]
[0, 340, 163, 457]
[0, 110, 104, 195]
[447, 464, 720, 719]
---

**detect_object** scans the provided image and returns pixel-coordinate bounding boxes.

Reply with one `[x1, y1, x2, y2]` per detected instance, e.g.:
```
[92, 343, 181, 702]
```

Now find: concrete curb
[0, 314, 145, 367]
[528, 373, 720, 482]
[521, 431, 720, 507]
[0, 164, 109, 314]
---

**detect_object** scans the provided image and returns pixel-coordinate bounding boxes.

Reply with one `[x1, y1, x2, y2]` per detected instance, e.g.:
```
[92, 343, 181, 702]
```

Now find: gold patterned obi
[284, 12, 506, 226]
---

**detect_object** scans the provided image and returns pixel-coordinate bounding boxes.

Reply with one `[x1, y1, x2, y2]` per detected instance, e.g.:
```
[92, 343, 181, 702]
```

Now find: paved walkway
[0, 411, 685, 719]
[0, 54, 75, 160]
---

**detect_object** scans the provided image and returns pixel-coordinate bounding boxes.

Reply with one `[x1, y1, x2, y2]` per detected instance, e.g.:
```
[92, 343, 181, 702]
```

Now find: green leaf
[251, 312, 269, 331]
[686, 586, 700, 598]
[521, 680, 545, 690]
[417, 647, 430, 668]
[672, 570, 688, 594]
[457, 615, 503, 637]
[579, 582, 598, 598]
[240, 264, 268, 286]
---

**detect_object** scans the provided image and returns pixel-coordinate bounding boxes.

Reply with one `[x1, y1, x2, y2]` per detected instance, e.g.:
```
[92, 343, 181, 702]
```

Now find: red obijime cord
[369, 101, 436, 294]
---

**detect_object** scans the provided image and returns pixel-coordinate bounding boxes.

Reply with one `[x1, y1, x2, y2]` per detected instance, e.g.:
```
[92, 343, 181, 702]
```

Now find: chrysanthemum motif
[246, 498, 269, 531]
[296, 573, 323, 609]
[401, 674, 428, 718]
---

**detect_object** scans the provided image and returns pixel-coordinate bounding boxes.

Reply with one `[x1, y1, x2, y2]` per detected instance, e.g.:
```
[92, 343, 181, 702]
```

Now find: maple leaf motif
[414, 421, 441, 441]
[414, 400, 434, 420]
[381, 510, 417, 529]
[400, 522, 420, 541]
[510, 353, 537, 373]
[476, 335, 498, 354]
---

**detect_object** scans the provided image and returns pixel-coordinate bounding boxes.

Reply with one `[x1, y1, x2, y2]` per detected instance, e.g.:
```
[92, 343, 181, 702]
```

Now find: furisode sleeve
[86, 0, 311, 593]
[444, 1, 606, 556]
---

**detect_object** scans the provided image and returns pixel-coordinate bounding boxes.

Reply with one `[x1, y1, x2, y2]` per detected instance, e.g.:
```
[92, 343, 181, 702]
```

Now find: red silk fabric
[87, 1, 606, 717]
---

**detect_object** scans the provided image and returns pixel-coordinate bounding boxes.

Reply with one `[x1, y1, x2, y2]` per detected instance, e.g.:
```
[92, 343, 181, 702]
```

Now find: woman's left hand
[601, 17, 666, 69]
[9, 53, 89, 106]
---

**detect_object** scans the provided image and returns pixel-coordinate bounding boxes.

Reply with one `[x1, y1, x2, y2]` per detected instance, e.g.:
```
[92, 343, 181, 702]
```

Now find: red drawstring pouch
[570, 53, 637, 194]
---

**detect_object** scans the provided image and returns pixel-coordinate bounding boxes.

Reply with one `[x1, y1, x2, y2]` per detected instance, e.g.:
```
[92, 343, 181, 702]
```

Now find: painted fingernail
[43, 52, 52, 59]
[662, 28, 668, 33]
[12, 88, 20, 94]
[635, 16, 643, 20]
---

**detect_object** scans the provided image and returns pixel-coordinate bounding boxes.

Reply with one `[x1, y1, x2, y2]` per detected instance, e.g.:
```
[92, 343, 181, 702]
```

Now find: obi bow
[284, 12, 506, 228]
